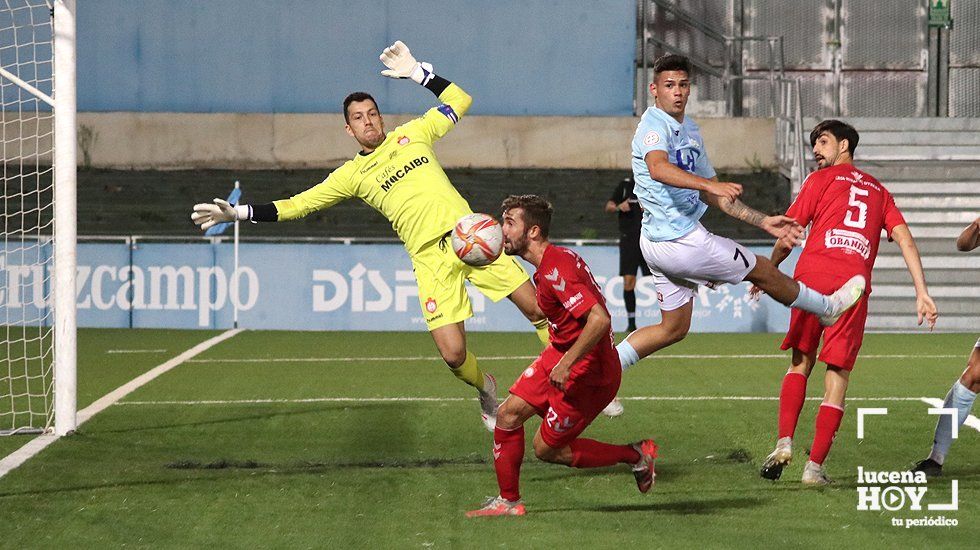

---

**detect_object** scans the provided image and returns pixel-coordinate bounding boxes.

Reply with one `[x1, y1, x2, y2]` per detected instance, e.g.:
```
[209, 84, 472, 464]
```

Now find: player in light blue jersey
[913, 216, 979, 477]
[606, 55, 866, 417]
[630, 89, 716, 243]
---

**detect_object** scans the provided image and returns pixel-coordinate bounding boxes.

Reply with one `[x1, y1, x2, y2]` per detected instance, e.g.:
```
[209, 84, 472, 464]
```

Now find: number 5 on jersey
[844, 185, 869, 229]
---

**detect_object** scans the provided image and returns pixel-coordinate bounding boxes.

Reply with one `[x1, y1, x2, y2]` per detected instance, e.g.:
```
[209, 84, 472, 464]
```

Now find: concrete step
[901, 211, 979, 224]
[874, 255, 977, 270]
[858, 145, 980, 162]
[868, 298, 978, 316]
[856, 161, 980, 181]
[878, 238, 969, 255]
[871, 285, 980, 298]
[871, 269, 978, 285]
[865, 315, 977, 332]
[859, 131, 980, 146]
[883, 182, 980, 195]
[881, 225, 970, 238]
[824, 118, 980, 132]
[893, 196, 980, 209]
[806, 117, 980, 132]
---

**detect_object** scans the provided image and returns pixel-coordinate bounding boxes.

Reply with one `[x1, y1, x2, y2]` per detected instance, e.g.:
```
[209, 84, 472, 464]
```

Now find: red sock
[778, 372, 808, 439]
[810, 403, 844, 465]
[569, 438, 641, 468]
[493, 425, 525, 502]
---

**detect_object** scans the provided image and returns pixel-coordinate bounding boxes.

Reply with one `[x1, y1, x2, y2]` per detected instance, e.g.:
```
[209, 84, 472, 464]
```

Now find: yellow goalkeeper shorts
[411, 232, 530, 331]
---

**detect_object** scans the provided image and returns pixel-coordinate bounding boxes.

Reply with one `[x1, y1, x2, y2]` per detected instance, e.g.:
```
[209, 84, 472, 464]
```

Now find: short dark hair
[810, 119, 859, 155]
[501, 194, 553, 239]
[653, 54, 692, 77]
[343, 92, 379, 123]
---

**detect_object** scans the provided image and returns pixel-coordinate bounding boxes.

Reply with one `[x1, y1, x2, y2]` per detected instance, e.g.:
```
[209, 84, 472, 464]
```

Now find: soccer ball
[451, 213, 503, 267]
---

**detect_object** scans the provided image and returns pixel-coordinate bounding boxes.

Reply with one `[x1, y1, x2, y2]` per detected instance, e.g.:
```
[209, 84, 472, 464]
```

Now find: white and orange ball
[451, 213, 503, 266]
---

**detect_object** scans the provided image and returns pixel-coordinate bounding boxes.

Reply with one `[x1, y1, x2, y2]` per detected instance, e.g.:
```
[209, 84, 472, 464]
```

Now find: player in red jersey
[466, 195, 658, 517]
[756, 120, 939, 485]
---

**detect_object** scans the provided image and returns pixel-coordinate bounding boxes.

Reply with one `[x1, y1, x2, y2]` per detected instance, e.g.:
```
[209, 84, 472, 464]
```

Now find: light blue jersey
[631, 106, 716, 242]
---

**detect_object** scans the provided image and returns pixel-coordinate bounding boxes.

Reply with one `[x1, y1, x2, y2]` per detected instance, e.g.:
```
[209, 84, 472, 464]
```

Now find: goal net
[0, 0, 75, 437]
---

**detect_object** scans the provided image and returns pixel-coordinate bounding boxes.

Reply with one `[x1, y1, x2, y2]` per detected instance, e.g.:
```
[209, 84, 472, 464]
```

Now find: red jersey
[786, 163, 906, 291]
[533, 245, 618, 385]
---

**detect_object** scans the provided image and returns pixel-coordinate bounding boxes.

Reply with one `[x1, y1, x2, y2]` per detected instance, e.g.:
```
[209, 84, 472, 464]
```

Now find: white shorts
[639, 223, 757, 311]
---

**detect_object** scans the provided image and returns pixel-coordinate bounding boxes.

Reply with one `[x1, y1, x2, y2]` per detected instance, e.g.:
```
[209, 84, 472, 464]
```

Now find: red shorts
[781, 275, 869, 371]
[509, 346, 621, 448]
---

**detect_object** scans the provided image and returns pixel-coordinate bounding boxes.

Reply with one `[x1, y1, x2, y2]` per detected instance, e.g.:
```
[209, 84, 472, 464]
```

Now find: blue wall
[78, 1, 635, 115]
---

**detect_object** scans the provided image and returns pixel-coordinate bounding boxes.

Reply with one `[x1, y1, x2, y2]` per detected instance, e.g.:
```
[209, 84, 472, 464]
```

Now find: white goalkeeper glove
[379, 40, 434, 85]
[191, 198, 250, 231]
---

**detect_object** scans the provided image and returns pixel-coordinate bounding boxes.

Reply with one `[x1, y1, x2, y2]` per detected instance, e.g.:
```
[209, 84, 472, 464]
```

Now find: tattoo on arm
[719, 198, 766, 227]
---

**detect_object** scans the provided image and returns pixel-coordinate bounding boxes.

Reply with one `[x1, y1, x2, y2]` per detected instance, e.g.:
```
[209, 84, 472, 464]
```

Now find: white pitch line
[115, 395, 933, 406]
[185, 353, 962, 363]
[919, 397, 980, 434]
[107, 349, 168, 354]
[0, 329, 243, 480]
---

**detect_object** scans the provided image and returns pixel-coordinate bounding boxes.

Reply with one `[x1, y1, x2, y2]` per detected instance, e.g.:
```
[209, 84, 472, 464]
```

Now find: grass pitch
[1, 329, 977, 547]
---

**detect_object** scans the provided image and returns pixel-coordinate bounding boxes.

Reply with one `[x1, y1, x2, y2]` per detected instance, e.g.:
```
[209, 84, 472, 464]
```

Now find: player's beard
[814, 152, 833, 168]
[358, 131, 386, 150]
[503, 232, 529, 257]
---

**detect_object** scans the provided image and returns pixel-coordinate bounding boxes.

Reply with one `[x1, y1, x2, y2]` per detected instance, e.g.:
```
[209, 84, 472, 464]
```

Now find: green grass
[0, 330, 977, 547]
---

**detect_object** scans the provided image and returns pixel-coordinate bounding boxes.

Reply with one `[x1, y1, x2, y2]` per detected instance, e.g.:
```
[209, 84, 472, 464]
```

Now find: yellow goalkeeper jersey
[273, 84, 474, 254]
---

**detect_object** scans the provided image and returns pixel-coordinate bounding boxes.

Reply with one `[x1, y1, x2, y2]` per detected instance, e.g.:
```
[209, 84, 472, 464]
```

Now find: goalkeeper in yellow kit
[191, 41, 548, 431]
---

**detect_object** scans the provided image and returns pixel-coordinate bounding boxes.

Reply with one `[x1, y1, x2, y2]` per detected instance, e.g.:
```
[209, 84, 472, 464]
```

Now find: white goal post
[0, 0, 76, 436]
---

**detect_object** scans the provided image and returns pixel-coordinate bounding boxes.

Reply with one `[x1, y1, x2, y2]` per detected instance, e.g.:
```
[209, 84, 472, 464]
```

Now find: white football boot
[801, 460, 833, 486]
[601, 397, 624, 417]
[760, 436, 793, 480]
[819, 275, 866, 326]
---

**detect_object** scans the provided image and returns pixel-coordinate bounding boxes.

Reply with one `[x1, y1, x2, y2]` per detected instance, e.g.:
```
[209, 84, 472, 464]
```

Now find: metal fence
[636, 0, 976, 118]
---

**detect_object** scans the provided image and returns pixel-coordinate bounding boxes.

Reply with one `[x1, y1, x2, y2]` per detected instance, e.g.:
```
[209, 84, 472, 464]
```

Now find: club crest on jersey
[523, 367, 535, 378]
[425, 297, 437, 313]
[642, 131, 661, 146]
[398, 136, 410, 146]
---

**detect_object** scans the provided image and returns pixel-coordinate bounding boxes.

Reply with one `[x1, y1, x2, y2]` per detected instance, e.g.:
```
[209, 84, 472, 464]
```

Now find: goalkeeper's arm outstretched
[190, 40, 548, 435]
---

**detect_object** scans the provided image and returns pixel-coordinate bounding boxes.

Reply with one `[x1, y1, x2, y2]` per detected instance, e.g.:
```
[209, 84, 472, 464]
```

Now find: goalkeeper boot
[760, 436, 793, 480]
[801, 460, 833, 486]
[465, 496, 526, 518]
[820, 275, 866, 326]
[601, 397, 624, 417]
[912, 458, 943, 477]
[478, 374, 499, 432]
[631, 439, 659, 493]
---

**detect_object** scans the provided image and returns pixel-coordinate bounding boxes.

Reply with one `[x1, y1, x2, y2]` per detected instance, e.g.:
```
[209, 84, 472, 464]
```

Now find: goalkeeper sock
[451, 351, 485, 392]
[778, 372, 808, 439]
[569, 438, 641, 468]
[617, 339, 640, 372]
[929, 380, 977, 465]
[809, 403, 844, 465]
[533, 318, 550, 346]
[790, 282, 833, 316]
[493, 425, 525, 502]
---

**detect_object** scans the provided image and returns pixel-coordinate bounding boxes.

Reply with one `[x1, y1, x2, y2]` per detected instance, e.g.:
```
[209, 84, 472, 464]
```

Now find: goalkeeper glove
[191, 198, 250, 231]
[379, 40, 434, 86]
